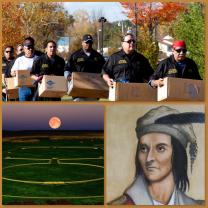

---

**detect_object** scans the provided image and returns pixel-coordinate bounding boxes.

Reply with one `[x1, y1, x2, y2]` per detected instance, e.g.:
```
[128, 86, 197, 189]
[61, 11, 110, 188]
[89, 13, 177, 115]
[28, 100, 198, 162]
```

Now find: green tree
[172, 3, 205, 78]
[137, 29, 159, 69]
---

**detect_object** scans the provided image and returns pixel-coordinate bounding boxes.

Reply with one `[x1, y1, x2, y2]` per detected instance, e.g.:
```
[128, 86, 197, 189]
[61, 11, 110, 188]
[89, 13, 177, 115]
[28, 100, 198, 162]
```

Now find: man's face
[138, 133, 173, 183]
[82, 40, 93, 51]
[23, 41, 34, 58]
[4, 47, 14, 60]
[122, 35, 136, 54]
[46, 42, 56, 57]
[173, 47, 187, 62]
[16, 45, 23, 55]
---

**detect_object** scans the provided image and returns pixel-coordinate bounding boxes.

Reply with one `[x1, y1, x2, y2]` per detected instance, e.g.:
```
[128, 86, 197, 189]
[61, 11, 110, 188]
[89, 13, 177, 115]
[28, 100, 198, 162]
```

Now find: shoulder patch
[168, 68, 177, 74]
[118, 59, 127, 64]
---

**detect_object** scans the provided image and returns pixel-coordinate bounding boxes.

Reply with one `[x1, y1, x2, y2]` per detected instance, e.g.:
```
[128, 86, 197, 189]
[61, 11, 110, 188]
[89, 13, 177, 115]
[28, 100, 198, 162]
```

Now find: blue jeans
[18, 87, 33, 101]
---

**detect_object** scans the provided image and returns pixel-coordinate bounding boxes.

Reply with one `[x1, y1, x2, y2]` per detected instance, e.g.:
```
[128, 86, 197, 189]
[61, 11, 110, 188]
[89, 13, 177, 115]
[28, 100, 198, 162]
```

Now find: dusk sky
[3, 104, 104, 131]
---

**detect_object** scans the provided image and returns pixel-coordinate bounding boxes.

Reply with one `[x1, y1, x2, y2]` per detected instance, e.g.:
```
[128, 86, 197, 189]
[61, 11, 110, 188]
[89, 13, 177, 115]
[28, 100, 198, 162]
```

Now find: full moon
[49, 117, 61, 129]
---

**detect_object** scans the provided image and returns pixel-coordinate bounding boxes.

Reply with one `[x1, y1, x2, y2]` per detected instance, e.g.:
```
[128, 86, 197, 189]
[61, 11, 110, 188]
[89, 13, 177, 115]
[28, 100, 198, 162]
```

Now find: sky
[62, 2, 128, 22]
[3, 104, 104, 131]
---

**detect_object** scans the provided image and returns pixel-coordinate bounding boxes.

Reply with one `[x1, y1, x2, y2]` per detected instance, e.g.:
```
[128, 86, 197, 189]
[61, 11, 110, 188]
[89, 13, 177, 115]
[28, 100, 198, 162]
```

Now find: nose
[146, 148, 155, 162]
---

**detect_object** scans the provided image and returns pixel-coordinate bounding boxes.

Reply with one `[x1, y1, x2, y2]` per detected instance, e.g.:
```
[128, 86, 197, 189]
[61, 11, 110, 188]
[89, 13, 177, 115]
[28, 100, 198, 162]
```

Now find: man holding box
[31, 40, 65, 101]
[150, 40, 201, 88]
[11, 38, 38, 101]
[64, 34, 105, 101]
[102, 33, 154, 87]
[64, 34, 105, 79]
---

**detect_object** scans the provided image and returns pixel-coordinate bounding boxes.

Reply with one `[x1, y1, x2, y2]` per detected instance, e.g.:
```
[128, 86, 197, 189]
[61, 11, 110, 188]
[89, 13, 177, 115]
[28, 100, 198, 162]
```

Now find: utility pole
[98, 17, 107, 56]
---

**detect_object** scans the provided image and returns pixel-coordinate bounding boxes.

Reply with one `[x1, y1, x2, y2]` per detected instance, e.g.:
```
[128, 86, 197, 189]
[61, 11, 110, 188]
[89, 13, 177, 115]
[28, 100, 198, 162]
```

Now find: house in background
[158, 35, 174, 61]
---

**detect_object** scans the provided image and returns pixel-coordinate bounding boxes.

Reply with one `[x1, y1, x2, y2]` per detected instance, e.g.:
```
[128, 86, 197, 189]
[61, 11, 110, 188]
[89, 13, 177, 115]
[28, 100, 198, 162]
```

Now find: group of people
[2, 33, 201, 101]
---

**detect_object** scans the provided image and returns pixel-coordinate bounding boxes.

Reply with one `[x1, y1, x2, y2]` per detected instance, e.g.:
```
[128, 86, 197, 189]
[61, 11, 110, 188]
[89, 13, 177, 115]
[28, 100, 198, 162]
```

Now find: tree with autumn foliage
[120, 2, 186, 68]
[2, 2, 74, 53]
[2, 2, 24, 51]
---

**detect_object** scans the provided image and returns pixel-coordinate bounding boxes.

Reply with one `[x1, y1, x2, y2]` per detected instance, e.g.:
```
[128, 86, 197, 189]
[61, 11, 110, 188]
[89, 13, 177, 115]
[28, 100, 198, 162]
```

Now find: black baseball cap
[82, 34, 93, 43]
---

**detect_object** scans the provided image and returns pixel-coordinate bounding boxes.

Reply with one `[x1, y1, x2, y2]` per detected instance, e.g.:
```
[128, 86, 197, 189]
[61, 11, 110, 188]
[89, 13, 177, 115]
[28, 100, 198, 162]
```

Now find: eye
[139, 145, 148, 153]
[156, 145, 166, 152]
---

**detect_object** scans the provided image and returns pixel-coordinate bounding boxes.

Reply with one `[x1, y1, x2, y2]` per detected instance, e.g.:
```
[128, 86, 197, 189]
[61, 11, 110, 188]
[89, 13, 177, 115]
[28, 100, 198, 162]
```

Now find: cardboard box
[157, 77, 204, 101]
[14, 70, 33, 87]
[68, 72, 109, 98]
[109, 82, 157, 101]
[4, 77, 19, 100]
[39, 75, 67, 98]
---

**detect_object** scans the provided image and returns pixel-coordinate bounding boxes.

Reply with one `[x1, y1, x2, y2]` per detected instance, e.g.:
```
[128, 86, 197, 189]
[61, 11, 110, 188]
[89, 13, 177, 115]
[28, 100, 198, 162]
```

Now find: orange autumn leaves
[2, 2, 24, 49]
[120, 2, 186, 33]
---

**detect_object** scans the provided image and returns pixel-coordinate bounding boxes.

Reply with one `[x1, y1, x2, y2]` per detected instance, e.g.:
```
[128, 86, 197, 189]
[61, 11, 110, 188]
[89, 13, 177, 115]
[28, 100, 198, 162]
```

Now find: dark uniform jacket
[150, 55, 201, 81]
[31, 54, 65, 101]
[64, 48, 105, 73]
[2, 57, 15, 78]
[31, 54, 65, 76]
[102, 49, 154, 83]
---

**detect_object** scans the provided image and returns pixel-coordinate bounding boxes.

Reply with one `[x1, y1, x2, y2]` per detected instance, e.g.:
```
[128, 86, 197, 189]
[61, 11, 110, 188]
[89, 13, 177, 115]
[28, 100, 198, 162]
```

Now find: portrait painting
[106, 104, 204, 205]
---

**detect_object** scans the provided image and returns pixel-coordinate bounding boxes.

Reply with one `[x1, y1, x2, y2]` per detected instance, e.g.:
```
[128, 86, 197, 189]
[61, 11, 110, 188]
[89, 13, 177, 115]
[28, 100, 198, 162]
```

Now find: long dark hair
[135, 136, 189, 192]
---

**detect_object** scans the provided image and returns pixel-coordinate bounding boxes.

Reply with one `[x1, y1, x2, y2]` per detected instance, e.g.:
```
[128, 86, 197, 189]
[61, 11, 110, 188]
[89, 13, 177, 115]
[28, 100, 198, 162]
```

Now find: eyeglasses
[5, 51, 13, 53]
[175, 48, 187, 54]
[123, 39, 136, 44]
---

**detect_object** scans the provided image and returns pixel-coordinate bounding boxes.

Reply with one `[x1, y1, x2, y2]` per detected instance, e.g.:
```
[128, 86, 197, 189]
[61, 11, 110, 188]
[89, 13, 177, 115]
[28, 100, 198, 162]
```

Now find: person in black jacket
[64, 34, 105, 80]
[64, 34, 105, 101]
[31, 40, 65, 101]
[2, 46, 15, 101]
[102, 33, 154, 87]
[2, 46, 15, 77]
[150, 40, 201, 88]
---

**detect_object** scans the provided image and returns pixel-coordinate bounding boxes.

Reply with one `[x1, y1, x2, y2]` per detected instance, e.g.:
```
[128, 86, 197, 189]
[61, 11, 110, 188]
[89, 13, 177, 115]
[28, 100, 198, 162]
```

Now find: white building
[158, 35, 174, 57]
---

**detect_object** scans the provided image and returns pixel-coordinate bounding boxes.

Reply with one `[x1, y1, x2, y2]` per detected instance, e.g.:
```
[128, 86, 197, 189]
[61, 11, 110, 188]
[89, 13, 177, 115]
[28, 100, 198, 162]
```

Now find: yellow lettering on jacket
[42, 64, 49, 68]
[77, 58, 84, 62]
[118, 59, 127, 64]
[168, 68, 177, 74]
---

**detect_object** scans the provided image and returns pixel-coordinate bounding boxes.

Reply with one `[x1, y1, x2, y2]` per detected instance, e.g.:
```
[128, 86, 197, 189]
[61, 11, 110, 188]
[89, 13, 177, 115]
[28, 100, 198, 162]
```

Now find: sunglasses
[175, 48, 187, 54]
[5, 51, 13, 53]
[25, 45, 34, 50]
[123, 39, 136, 44]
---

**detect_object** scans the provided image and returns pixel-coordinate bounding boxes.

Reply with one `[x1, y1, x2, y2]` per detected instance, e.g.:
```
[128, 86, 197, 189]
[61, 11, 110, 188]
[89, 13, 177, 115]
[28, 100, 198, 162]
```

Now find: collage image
[1, 1, 206, 208]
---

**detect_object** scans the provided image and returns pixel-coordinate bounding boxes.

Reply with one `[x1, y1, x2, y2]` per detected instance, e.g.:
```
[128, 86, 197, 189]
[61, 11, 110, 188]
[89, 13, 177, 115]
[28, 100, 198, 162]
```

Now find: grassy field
[3, 135, 104, 205]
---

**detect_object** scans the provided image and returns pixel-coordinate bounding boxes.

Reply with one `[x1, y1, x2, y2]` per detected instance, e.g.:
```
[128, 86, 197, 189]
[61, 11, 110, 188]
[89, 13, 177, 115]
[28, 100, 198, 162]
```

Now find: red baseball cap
[172, 40, 186, 49]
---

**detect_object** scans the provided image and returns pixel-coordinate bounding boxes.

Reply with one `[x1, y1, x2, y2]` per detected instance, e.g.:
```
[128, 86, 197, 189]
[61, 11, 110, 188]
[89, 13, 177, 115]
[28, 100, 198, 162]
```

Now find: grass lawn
[3, 136, 104, 205]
